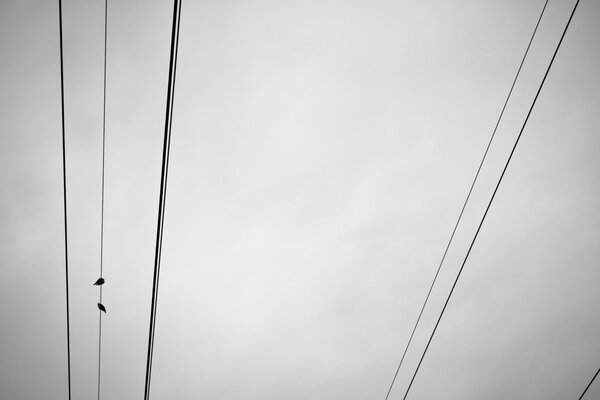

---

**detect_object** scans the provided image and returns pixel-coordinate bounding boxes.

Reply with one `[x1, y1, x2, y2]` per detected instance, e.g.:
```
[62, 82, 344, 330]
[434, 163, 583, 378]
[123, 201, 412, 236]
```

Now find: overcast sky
[1, 0, 599, 399]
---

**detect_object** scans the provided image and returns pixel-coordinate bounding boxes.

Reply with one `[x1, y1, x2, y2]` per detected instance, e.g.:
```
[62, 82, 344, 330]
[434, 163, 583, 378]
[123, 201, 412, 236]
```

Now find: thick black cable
[97, 1, 108, 399]
[401, 1, 580, 398]
[145, 2, 181, 392]
[147, 0, 182, 390]
[578, 367, 600, 400]
[383, 1, 549, 398]
[143, 1, 182, 399]
[58, 1, 72, 399]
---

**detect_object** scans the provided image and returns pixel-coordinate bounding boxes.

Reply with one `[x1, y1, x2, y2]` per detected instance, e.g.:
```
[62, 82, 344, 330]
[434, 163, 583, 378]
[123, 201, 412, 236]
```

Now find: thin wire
[578, 367, 600, 400]
[58, 1, 72, 399]
[143, 1, 182, 398]
[401, 1, 581, 398]
[383, 1, 549, 398]
[97, 0, 108, 399]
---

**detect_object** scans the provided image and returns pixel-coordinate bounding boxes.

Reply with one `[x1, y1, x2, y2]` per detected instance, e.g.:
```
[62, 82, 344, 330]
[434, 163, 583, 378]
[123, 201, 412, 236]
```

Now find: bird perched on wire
[93, 278, 105, 286]
[98, 303, 107, 313]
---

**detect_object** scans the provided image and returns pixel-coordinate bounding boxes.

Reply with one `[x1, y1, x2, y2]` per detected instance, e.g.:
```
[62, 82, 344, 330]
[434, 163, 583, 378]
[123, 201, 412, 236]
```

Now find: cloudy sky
[1, 0, 599, 399]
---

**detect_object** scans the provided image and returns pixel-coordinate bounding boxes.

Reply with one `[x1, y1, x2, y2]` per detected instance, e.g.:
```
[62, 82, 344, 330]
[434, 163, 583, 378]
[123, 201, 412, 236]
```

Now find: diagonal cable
[578, 367, 600, 400]
[383, 0, 549, 398]
[57, 1, 72, 399]
[147, 0, 182, 390]
[143, 1, 182, 399]
[401, 1, 581, 398]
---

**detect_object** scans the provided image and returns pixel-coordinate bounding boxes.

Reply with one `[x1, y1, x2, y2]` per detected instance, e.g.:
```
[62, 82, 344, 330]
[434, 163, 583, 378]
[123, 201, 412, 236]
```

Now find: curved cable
[401, 1, 581, 398]
[384, 1, 549, 398]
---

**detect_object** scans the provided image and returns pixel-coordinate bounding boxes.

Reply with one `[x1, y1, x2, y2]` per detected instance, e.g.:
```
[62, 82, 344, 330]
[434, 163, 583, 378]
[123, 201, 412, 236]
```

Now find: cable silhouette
[383, 1, 549, 398]
[578, 367, 600, 400]
[97, 1, 108, 399]
[401, 1, 581, 398]
[143, 1, 182, 399]
[58, 1, 72, 399]
[147, 1, 182, 390]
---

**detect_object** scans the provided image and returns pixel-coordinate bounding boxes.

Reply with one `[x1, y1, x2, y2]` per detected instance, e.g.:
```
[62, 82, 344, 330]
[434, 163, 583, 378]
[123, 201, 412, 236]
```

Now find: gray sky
[1, 0, 599, 399]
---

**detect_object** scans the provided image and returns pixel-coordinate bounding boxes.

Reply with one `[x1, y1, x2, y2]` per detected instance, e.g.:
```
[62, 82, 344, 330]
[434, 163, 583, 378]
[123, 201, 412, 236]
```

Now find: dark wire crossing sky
[0, 0, 599, 399]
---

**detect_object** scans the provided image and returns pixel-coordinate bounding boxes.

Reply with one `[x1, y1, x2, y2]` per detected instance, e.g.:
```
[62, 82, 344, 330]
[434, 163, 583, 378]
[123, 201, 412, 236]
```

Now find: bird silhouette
[98, 303, 106, 313]
[93, 278, 105, 286]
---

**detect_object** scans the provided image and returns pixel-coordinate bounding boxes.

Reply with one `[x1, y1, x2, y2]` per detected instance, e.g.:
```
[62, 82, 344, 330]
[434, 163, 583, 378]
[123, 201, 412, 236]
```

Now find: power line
[383, 1, 549, 398]
[58, 1, 72, 399]
[143, 1, 182, 399]
[97, 0, 108, 399]
[147, 0, 182, 389]
[401, 1, 581, 398]
[578, 367, 600, 400]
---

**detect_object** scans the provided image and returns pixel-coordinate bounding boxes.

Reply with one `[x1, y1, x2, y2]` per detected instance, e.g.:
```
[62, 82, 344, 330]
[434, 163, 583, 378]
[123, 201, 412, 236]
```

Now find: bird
[98, 303, 106, 313]
[93, 278, 105, 286]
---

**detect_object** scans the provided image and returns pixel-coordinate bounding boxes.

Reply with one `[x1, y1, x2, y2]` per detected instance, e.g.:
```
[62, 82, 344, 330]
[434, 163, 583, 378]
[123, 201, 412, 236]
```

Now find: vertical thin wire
[401, 1, 581, 398]
[58, 0, 71, 398]
[97, 0, 108, 399]
[384, 1, 549, 398]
